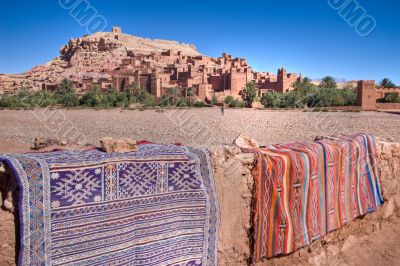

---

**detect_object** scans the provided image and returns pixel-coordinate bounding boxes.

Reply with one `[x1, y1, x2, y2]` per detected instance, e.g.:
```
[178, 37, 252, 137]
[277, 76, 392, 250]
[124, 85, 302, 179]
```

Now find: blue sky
[0, 0, 399, 83]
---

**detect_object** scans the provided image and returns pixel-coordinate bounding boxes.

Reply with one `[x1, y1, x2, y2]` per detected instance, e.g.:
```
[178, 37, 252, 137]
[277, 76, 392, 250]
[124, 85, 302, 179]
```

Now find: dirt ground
[0, 108, 399, 265]
[0, 108, 399, 153]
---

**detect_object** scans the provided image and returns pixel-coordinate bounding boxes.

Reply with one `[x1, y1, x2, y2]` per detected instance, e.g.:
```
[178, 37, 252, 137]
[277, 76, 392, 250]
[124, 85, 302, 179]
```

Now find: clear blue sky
[0, 0, 399, 83]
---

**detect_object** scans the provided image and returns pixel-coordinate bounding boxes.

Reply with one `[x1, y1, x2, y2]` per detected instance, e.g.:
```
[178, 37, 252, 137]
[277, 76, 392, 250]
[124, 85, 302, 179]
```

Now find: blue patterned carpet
[1, 144, 219, 266]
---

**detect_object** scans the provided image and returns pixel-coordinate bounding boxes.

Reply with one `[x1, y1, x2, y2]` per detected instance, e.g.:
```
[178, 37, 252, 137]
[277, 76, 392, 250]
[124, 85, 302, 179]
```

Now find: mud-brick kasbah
[48, 26, 302, 98]
[0, 26, 397, 110]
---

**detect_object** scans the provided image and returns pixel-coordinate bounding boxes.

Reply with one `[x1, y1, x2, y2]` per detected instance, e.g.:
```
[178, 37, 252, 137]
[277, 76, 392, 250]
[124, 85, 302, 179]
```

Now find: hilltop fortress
[0, 27, 300, 99]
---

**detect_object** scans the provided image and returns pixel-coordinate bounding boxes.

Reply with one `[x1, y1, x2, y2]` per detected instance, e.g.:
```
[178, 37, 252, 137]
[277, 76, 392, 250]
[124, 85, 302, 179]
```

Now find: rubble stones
[234, 133, 259, 150]
[33, 137, 60, 150]
[100, 137, 137, 153]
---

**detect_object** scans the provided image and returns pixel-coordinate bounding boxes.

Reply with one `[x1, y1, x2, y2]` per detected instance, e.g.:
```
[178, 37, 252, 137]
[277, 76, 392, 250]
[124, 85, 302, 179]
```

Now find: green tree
[167, 87, 179, 105]
[186, 88, 194, 106]
[319, 76, 337, 89]
[302, 77, 312, 85]
[339, 88, 357, 106]
[176, 97, 188, 107]
[224, 95, 234, 105]
[379, 78, 396, 88]
[261, 92, 281, 108]
[126, 82, 145, 98]
[55, 79, 75, 96]
[292, 80, 303, 91]
[280, 91, 303, 108]
[60, 92, 79, 107]
[383, 92, 400, 103]
[241, 81, 258, 108]
[80, 86, 102, 107]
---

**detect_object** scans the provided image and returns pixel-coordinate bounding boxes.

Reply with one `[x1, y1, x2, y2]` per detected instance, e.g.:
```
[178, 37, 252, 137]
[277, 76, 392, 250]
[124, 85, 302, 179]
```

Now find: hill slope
[0, 30, 201, 93]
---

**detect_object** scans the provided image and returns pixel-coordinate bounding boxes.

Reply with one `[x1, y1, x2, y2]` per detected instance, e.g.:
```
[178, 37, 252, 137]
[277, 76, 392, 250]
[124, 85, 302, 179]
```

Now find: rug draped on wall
[0, 144, 219, 266]
[252, 134, 384, 261]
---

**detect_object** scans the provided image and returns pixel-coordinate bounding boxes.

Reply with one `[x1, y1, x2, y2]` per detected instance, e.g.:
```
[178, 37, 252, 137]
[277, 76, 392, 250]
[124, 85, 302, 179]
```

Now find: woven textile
[1, 144, 219, 266]
[252, 134, 383, 261]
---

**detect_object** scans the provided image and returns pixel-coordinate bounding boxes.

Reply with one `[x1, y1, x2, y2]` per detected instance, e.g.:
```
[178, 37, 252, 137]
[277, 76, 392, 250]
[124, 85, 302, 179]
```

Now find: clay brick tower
[277, 68, 287, 93]
[357, 80, 377, 110]
[112, 26, 122, 34]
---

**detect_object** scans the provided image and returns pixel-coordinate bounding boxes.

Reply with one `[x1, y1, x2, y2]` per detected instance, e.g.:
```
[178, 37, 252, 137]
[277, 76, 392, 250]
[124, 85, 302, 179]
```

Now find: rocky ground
[0, 108, 398, 153]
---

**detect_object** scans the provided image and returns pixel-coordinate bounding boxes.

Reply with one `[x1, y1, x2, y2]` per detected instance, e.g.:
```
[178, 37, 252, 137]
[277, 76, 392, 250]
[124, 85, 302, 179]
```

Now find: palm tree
[292, 80, 303, 91]
[55, 79, 75, 96]
[167, 87, 179, 105]
[379, 78, 396, 88]
[319, 76, 337, 89]
[293, 77, 313, 92]
[302, 77, 312, 85]
[241, 81, 258, 108]
[127, 82, 144, 97]
[186, 88, 194, 106]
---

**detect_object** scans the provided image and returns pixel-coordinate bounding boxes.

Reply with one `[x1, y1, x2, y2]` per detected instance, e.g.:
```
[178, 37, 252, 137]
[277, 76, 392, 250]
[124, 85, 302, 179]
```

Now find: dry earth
[0, 108, 399, 266]
[0, 108, 399, 153]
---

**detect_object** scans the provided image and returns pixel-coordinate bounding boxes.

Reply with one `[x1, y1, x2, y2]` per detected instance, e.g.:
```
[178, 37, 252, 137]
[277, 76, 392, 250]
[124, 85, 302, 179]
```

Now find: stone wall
[210, 146, 255, 265]
[376, 103, 400, 110]
[1, 141, 399, 266]
[357, 80, 400, 111]
[211, 141, 400, 265]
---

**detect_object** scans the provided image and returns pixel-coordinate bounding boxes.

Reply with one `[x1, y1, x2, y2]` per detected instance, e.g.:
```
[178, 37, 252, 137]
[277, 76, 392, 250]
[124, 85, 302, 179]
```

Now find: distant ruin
[357, 80, 399, 110]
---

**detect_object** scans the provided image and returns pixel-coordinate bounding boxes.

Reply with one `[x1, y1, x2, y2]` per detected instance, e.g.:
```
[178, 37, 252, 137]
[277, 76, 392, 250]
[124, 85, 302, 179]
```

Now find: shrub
[303, 88, 357, 108]
[55, 79, 75, 96]
[261, 92, 281, 108]
[194, 101, 205, 107]
[260, 87, 357, 109]
[176, 97, 188, 107]
[126, 82, 145, 98]
[224, 95, 234, 105]
[228, 99, 246, 108]
[0, 90, 57, 108]
[339, 88, 357, 106]
[382, 92, 400, 103]
[80, 89, 102, 107]
[211, 95, 218, 105]
[159, 95, 172, 107]
[279, 91, 303, 108]
[60, 92, 79, 107]
[140, 92, 156, 107]
[106, 90, 132, 107]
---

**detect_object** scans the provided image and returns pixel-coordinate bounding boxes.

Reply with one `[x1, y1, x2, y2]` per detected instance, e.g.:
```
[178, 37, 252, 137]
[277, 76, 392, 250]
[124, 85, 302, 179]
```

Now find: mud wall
[211, 141, 400, 265]
[1, 141, 399, 266]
